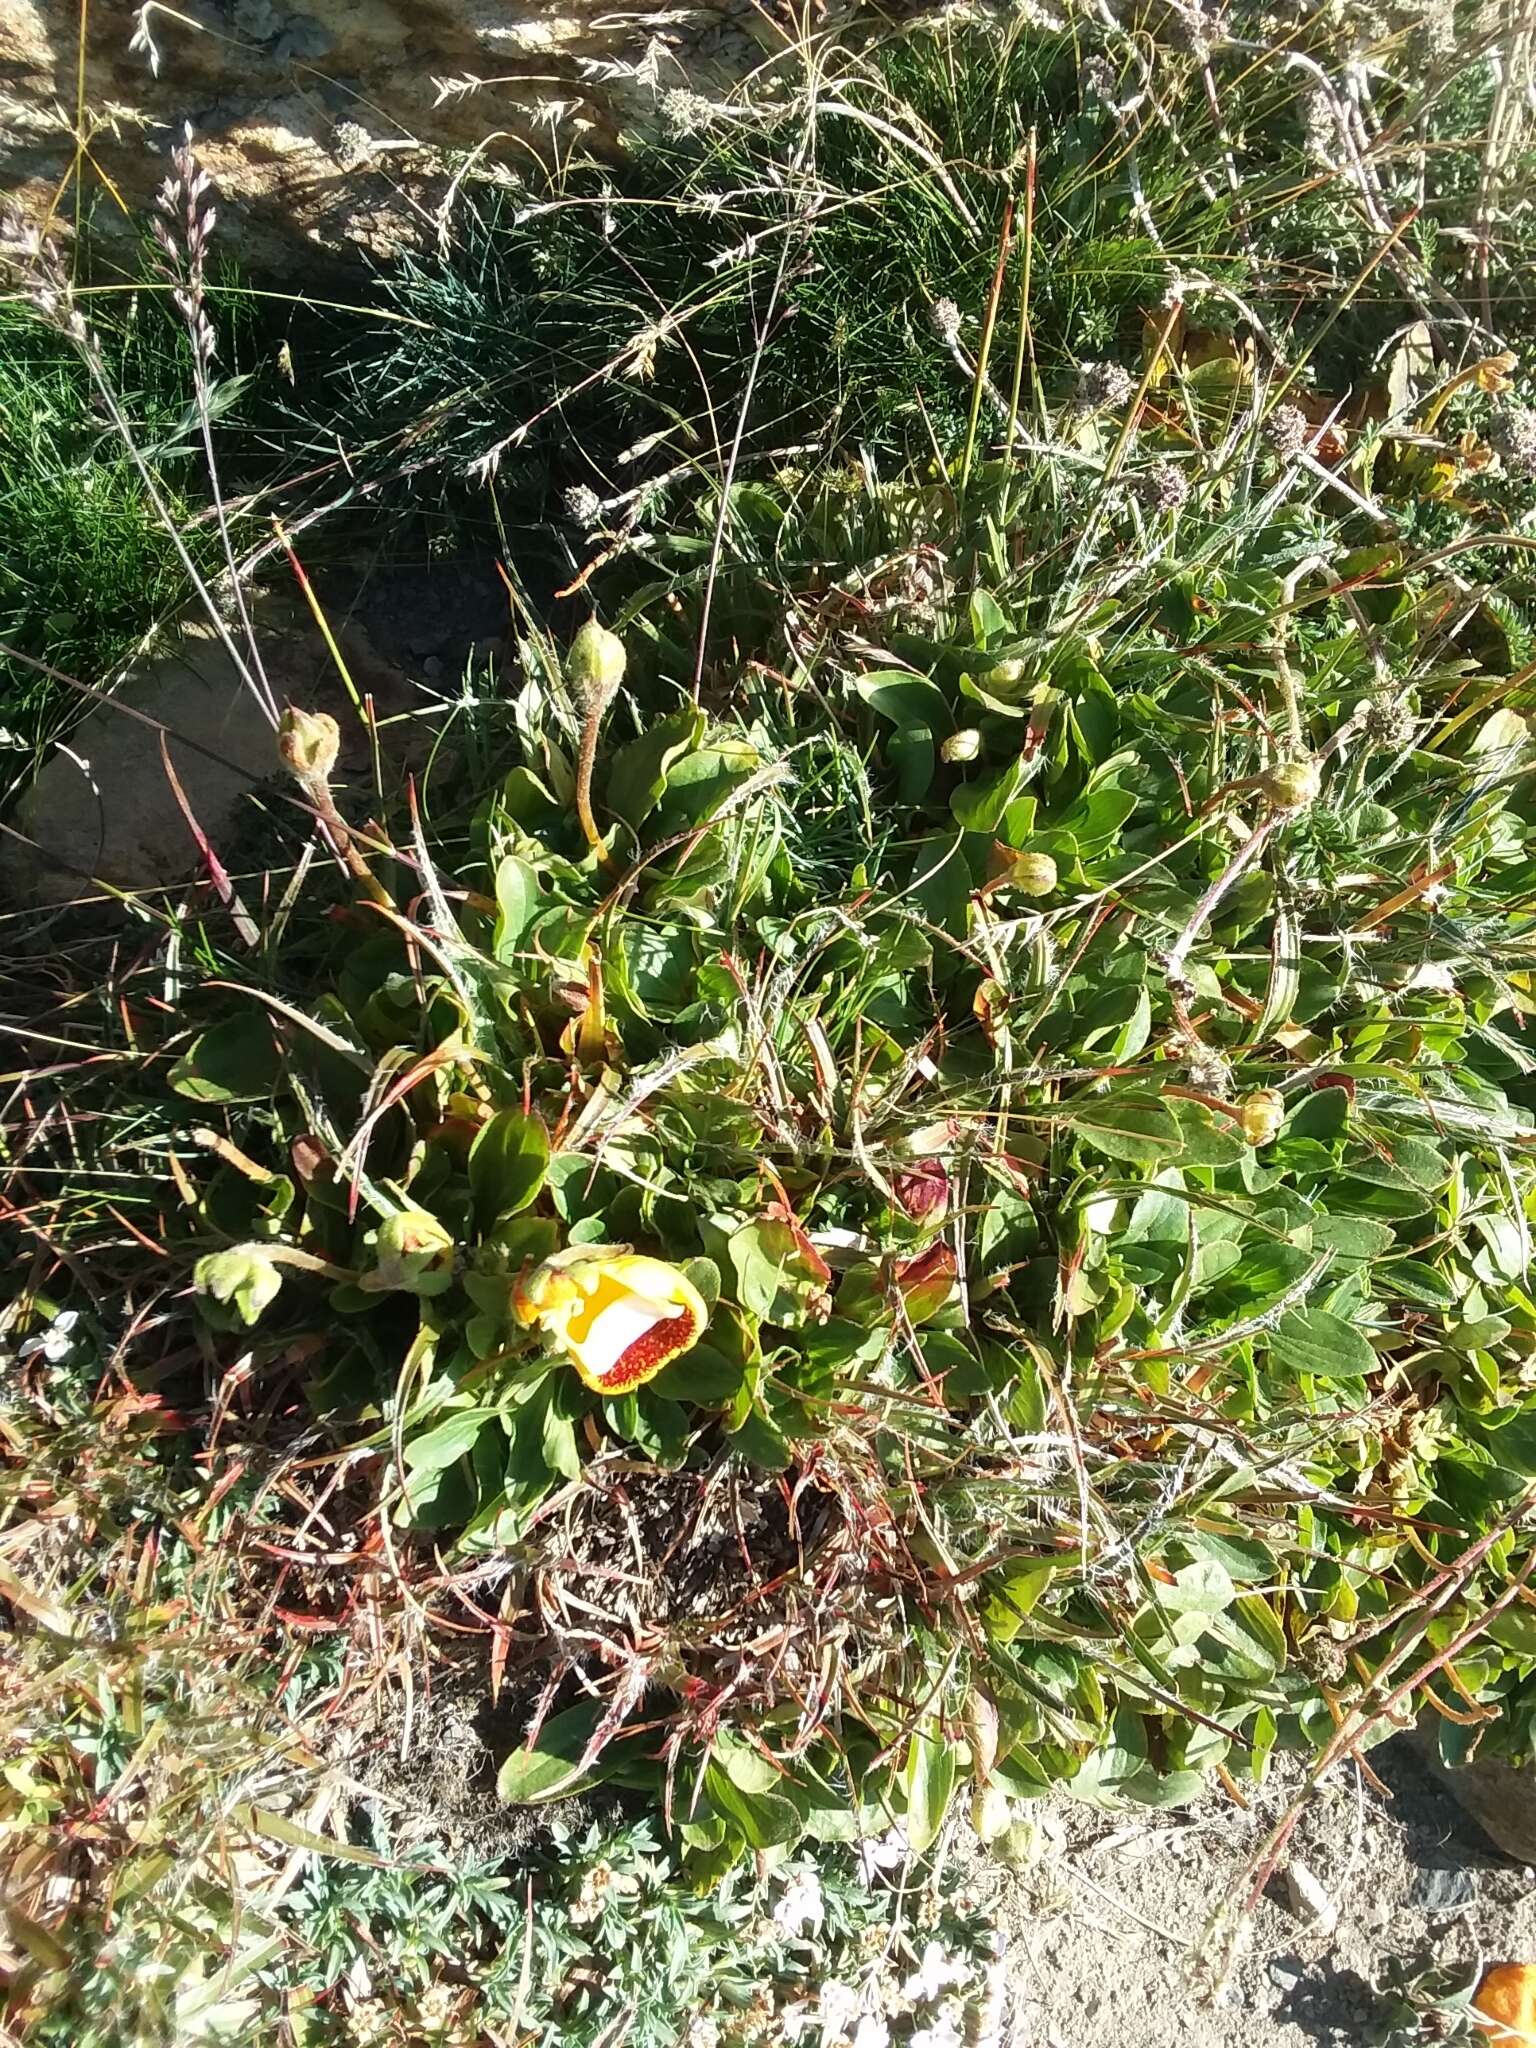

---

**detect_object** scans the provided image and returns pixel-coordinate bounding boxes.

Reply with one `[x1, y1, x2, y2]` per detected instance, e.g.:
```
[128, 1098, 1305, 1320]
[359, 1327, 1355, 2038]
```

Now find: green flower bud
[1239, 1088, 1286, 1147]
[971, 1780, 1012, 1844]
[1009, 851, 1057, 897]
[567, 619, 627, 713]
[941, 727, 982, 764]
[993, 1818, 1040, 1871]
[195, 1246, 283, 1327]
[980, 656, 1028, 702]
[277, 706, 340, 784]
[362, 1209, 456, 1296]
[1261, 756, 1321, 812]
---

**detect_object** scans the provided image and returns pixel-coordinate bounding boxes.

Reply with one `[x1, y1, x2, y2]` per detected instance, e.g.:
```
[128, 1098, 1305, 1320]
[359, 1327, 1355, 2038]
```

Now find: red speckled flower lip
[587, 1307, 701, 1394]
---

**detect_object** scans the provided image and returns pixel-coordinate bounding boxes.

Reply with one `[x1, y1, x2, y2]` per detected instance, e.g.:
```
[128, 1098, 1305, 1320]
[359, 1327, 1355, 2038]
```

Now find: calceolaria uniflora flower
[515, 1246, 708, 1394]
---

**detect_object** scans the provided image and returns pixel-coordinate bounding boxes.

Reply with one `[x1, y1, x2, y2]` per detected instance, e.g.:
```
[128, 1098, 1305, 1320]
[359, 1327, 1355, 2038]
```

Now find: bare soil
[1004, 1737, 1536, 2046]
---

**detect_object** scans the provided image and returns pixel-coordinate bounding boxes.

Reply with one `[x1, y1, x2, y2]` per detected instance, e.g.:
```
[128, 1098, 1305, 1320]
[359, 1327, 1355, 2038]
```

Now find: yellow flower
[514, 1247, 708, 1395]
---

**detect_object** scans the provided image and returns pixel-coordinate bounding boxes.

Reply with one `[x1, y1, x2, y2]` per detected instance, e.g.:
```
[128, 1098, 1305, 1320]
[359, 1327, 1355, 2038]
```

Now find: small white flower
[18, 1311, 81, 1365]
[774, 1866, 825, 1937]
[911, 2005, 968, 2048]
[900, 1943, 968, 2006]
[817, 1982, 862, 2038]
[850, 2020, 889, 2048]
[855, 1827, 907, 1883]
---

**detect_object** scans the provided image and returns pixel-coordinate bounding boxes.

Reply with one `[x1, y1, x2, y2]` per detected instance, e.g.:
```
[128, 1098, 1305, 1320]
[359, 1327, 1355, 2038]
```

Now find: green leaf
[1309, 1213, 1395, 1261]
[605, 709, 706, 830]
[403, 1407, 495, 1477]
[539, 1381, 583, 1481]
[470, 1109, 551, 1228]
[713, 1729, 780, 1795]
[981, 1562, 1056, 1644]
[1268, 1307, 1376, 1379]
[170, 1012, 282, 1102]
[1378, 1257, 1456, 1308]
[903, 1723, 957, 1854]
[496, 1703, 603, 1804]
[730, 1407, 791, 1470]
[728, 1218, 826, 1322]
[1160, 1559, 1234, 1616]
[492, 855, 540, 959]
[1067, 1097, 1184, 1166]
[1469, 1405, 1536, 1477]
[704, 1761, 802, 1847]
[652, 1340, 746, 1407]
[951, 756, 1026, 832]
[855, 669, 953, 733]
[1287, 1087, 1351, 1142]
[1170, 1101, 1247, 1166]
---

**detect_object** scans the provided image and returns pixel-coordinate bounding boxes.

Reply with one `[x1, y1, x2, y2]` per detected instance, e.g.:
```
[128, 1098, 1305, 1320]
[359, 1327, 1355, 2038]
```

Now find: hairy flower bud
[971, 1780, 1012, 1844]
[893, 1160, 950, 1225]
[1009, 852, 1058, 897]
[942, 727, 982, 764]
[362, 1209, 456, 1297]
[194, 1245, 282, 1327]
[567, 618, 627, 713]
[1261, 756, 1321, 812]
[980, 656, 1028, 702]
[277, 706, 340, 784]
[1239, 1088, 1286, 1147]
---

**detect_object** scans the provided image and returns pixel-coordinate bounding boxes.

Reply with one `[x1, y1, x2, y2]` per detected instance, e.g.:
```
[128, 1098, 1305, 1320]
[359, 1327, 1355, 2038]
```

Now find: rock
[1409, 1724, 1536, 1863]
[1410, 1866, 1478, 1915]
[0, 591, 416, 906]
[1268, 1955, 1304, 1993]
[1285, 1858, 1340, 1936]
[0, 0, 781, 266]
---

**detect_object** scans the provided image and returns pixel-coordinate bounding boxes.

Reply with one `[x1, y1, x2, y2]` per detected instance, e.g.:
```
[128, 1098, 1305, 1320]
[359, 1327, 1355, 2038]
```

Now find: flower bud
[980, 656, 1028, 701]
[971, 1780, 1012, 1844]
[1261, 756, 1321, 812]
[893, 1160, 950, 1225]
[1239, 1088, 1286, 1147]
[942, 727, 982, 764]
[963, 1690, 1000, 1781]
[277, 706, 340, 784]
[890, 1243, 957, 1323]
[567, 618, 626, 713]
[1009, 852, 1057, 897]
[993, 1818, 1040, 1870]
[194, 1246, 282, 1327]
[362, 1209, 456, 1296]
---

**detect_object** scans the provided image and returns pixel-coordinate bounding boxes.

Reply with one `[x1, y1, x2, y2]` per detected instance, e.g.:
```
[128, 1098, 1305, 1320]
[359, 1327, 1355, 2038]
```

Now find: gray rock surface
[0, 593, 414, 905]
[0, 0, 774, 266]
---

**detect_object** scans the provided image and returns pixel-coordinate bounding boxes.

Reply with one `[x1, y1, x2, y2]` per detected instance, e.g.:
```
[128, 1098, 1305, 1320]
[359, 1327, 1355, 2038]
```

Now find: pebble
[1410, 1866, 1477, 1914]
[1268, 1954, 1304, 1993]
[1286, 1858, 1340, 1936]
